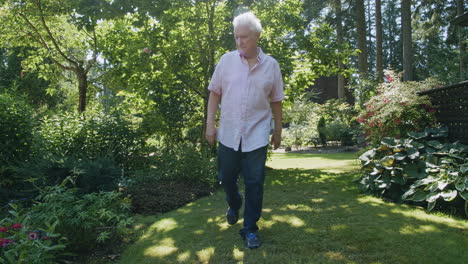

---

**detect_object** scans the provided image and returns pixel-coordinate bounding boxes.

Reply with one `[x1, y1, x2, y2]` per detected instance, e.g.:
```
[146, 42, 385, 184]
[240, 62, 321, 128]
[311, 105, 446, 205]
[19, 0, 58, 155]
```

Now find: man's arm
[205, 91, 221, 146]
[270, 101, 282, 149]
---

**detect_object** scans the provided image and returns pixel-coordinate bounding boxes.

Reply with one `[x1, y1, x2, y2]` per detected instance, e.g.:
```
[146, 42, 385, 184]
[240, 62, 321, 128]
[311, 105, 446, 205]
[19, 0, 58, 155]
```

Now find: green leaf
[441, 190, 457, 201]
[370, 168, 381, 176]
[427, 140, 443, 149]
[426, 147, 436, 154]
[461, 164, 468, 174]
[411, 190, 428, 202]
[394, 152, 407, 161]
[427, 201, 436, 212]
[380, 156, 395, 167]
[359, 149, 376, 162]
[460, 191, 468, 201]
[455, 178, 466, 191]
[408, 131, 426, 139]
[411, 141, 425, 149]
[426, 192, 440, 202]
[391, 175, 405, 185]
[406, 147, 419, 159]
[402, 188, 416, 200]
[381, 137, 397, 148]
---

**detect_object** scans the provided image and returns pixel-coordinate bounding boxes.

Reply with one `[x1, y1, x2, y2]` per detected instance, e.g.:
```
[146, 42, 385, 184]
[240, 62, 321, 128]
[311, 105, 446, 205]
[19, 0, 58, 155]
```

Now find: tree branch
[36, 0, 79, 68]
[18, 13, 74, 71]
[85, 28, 98, 74]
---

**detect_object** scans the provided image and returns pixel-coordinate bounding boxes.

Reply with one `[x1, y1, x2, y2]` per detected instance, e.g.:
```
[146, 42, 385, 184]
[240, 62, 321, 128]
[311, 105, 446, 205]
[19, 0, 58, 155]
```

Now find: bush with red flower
[0, 203, 67, 263]
[358, 70, 439, 145]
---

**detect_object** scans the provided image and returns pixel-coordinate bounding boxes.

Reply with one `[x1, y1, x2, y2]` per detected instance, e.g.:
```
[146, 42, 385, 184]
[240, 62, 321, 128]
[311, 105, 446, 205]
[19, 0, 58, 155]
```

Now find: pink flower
[28, 232, 39, 240]
[143, 47, 152, 54]
[0, 238, 14, 248]
[11, 223, 22, 229]
[358, 117, 365, 123]
[0, 226, 7, 233]
[384, 98, 390, 103]
[385, 75, 394, 82]
[366, 104, 373, 110]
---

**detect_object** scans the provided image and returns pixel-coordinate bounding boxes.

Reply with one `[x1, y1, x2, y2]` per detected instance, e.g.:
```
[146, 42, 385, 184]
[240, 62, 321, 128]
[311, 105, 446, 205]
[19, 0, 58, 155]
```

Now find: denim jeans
[217, 142, 268, 236]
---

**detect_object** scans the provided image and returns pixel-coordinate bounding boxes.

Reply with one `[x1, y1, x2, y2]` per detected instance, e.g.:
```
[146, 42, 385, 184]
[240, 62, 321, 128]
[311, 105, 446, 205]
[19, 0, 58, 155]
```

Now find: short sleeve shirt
[208, 48, 284, 152]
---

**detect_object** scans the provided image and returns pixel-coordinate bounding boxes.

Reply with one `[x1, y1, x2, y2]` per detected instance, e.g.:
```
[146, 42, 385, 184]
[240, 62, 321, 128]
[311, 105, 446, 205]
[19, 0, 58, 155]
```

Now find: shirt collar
[238, 47, 265, 64]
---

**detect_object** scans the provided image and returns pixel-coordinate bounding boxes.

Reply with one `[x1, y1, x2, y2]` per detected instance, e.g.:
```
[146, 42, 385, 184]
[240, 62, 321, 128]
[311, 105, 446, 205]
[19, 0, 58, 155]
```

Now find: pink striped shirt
[208, 48, 284, 152]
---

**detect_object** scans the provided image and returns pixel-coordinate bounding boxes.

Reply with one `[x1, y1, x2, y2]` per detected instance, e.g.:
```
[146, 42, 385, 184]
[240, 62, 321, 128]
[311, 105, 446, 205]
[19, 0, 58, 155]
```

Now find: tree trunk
[457, 0, 465, 81]
[334, 0, 345, 99]
[402, 0, 413, 81]
[201, 0, 217, 144]
[376, 0, 383, 82]
[77, 69, 88, 113]
[356, 0, 368, 79]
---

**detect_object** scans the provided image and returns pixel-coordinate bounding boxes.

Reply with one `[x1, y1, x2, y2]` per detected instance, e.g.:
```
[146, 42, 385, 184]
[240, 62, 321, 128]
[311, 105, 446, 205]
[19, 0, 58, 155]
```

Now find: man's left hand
[271, 131, 281, 150]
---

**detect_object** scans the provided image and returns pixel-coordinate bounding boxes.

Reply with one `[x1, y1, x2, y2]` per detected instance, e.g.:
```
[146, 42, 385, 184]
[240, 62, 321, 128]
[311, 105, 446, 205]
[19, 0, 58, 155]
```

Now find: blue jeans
[217, 142, 268, 236]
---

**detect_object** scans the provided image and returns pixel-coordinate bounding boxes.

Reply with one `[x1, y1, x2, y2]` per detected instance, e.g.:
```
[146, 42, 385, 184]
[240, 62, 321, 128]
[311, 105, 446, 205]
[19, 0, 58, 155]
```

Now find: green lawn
[118, 152, 468, 264]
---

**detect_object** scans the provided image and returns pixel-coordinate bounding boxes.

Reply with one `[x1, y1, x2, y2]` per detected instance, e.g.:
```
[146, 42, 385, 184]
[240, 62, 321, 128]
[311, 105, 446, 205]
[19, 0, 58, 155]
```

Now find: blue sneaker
[245, 232, 261, 249]
[226, 208, 239, 225]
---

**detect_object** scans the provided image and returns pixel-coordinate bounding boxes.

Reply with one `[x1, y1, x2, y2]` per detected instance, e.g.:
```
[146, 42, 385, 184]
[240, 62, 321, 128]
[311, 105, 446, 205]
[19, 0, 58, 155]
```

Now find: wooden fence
[419, 80, 468, 144]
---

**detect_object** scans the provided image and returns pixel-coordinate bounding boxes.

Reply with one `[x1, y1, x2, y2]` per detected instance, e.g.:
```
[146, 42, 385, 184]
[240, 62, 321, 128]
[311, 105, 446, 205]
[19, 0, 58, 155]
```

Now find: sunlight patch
[281, 204, 313, 212]
[196, 247, 215, 263]
[391, 208, 468, 229]
[325, 251, 346, 261]
[233, 247, 244, 261]
[144, 237, 178, 257]
[311, 198, 324, 203]
[193, 229, 205, 235]
[330, 224, 347, 231]
[151, 218, 178, 233]
[177, 251, 191, 262]
[400, 224, 439, 235]
[263, 208, 273, 213]
[271, 215, 305, 227]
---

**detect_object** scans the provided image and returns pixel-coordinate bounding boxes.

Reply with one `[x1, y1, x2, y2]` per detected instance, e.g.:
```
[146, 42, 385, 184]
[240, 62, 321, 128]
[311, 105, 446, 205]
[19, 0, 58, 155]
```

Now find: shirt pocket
[251, 75, 273, 97]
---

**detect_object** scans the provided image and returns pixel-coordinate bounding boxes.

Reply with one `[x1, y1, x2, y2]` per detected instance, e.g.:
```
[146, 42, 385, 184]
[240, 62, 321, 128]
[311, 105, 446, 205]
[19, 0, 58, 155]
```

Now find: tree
[457, 0, 465, 80]
[355, 0, 368, 78]
[334, 0, 345, 98]
[402, 0, 413, 81]
[375, 0, 383, 82]
[0, 0, 99, 112]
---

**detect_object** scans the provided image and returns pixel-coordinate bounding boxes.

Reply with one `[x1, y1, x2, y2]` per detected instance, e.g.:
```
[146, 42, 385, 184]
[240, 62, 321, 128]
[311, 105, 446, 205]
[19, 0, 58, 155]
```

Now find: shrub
[30, 177, 133, 253]
[9, 156, 122, 203]
[35, 109, 145, 170]
[358, 126, 468, 217]
[0, 93, 34, 189]
[357, 71, 438, 144]
[0, 203, 67, 263]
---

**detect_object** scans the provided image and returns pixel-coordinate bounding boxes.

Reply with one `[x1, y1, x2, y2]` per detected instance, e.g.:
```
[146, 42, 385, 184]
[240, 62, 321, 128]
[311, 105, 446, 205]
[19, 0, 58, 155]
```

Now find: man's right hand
[205, 125, 217, 146]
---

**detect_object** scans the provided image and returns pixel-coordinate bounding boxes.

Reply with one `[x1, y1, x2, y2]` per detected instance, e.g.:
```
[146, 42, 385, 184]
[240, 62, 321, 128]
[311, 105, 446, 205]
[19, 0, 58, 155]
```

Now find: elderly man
[205, 11, 284, 249]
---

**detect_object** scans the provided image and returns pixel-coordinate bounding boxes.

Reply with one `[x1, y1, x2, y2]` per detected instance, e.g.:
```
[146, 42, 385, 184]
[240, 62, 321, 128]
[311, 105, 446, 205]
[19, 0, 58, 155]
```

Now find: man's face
[235, 25, 260, 57]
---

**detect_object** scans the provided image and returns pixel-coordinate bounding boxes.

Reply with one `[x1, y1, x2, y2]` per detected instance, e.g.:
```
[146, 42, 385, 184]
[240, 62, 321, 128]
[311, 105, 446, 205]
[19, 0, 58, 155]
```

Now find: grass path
[118, 152, 468, 264]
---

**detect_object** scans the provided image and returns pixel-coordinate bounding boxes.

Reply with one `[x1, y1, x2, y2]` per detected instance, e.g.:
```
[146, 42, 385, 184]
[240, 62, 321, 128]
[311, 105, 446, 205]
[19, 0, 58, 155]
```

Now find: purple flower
[28, 232, 39, 240]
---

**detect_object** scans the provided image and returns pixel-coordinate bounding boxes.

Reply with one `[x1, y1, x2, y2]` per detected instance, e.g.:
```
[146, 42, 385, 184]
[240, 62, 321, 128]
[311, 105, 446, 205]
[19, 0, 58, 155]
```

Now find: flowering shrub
[358, 71, 439, 145]
[0, 203, 67, 263]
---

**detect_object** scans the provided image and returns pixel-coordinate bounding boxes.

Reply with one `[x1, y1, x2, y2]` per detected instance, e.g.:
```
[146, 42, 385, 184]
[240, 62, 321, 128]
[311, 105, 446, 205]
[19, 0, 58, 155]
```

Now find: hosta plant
[358, 126, 468, 216]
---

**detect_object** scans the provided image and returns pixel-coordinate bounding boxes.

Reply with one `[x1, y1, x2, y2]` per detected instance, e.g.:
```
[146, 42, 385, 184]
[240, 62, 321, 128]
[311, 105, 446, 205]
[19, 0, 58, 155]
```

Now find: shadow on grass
[119, 168, 468, 264]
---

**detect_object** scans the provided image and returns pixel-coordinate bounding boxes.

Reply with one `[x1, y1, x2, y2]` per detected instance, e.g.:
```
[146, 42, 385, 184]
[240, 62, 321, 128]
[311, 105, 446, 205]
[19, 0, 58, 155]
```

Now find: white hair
[233, 12, 262, 33]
